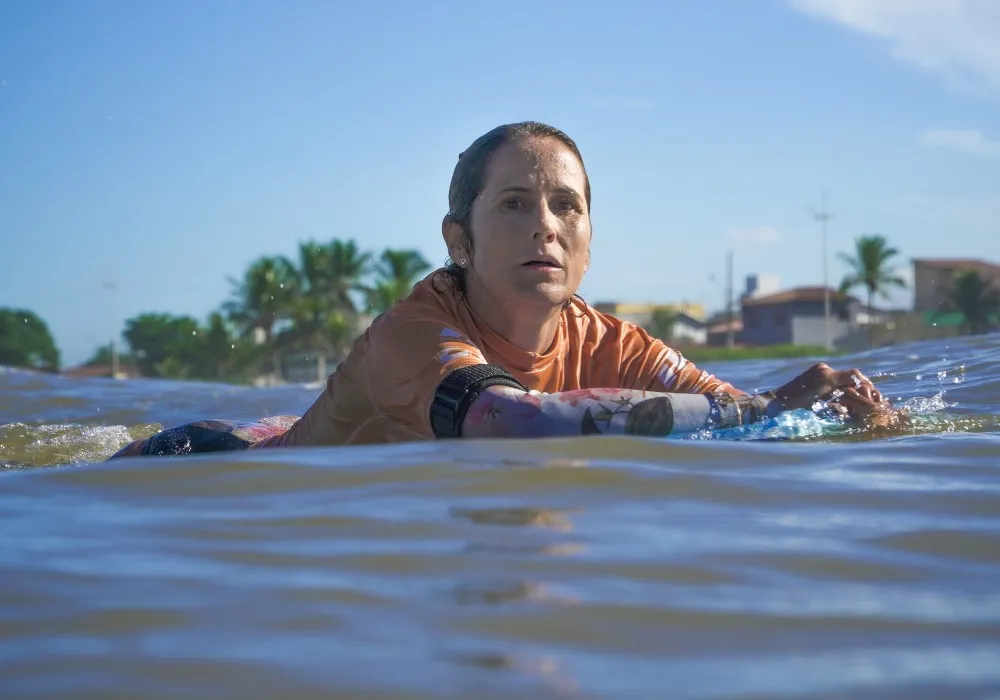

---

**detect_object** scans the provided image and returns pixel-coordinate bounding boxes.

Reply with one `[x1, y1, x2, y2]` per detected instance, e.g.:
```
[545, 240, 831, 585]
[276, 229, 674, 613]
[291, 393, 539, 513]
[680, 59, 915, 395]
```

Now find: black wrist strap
[430, 364, 528, 438]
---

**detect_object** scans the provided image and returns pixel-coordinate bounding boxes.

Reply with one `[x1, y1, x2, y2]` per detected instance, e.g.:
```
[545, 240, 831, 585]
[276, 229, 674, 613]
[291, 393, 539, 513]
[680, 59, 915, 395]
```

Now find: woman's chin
[511, 281, 576, 308]
[472, 276, 578, 311]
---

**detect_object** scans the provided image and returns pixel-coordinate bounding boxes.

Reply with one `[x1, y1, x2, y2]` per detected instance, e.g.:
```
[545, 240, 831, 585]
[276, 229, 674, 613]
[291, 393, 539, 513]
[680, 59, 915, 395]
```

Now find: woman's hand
[827, 386, 906, 430]
[775, 362, 881, 411]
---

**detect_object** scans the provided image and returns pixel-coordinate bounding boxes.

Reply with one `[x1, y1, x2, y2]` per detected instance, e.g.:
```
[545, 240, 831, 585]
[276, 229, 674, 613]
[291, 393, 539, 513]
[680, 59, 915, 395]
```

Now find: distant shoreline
[678, 344, 840, 364]
[26, 344, 844, 388]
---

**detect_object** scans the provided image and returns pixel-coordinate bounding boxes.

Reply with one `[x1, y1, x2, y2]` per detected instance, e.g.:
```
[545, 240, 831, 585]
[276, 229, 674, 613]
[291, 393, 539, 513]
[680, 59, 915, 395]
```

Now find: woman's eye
[502, 198, 521, 210]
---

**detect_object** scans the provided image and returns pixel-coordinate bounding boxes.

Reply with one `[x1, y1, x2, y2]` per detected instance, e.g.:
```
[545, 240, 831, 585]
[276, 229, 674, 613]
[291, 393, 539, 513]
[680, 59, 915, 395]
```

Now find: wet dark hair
[438, 121, 592, 300]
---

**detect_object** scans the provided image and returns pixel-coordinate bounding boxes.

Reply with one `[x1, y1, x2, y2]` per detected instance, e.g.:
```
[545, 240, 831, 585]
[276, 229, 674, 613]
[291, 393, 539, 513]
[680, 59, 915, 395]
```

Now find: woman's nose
[532, 205, 559, 241]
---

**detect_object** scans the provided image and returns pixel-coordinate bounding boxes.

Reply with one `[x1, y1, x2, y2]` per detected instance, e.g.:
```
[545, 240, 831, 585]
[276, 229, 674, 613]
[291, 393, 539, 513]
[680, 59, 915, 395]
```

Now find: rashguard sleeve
[364, 317, 489, 437]
[646, 342, 745, 395]
[615, 323, 745, 396]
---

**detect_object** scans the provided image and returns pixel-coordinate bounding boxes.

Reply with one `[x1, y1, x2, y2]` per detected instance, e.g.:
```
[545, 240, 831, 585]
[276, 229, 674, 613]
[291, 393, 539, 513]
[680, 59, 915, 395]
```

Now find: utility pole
[725, 250, 735, 349]
[102, 281, 120, 379]
[809, 191, 835, 351]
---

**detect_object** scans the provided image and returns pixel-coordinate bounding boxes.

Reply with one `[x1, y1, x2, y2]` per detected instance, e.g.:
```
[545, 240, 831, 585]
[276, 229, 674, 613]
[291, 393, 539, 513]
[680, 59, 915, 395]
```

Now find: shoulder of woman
[362, 276, 478, 364]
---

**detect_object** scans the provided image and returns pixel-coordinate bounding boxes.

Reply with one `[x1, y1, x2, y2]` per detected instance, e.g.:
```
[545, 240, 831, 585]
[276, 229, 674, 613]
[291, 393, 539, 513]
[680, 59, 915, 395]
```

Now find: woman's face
[446, 137, 591, 309]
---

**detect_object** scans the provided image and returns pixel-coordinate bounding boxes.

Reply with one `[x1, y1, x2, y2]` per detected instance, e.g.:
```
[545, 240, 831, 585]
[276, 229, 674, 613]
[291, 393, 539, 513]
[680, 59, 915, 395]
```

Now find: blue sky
[2, 0, 998, 366]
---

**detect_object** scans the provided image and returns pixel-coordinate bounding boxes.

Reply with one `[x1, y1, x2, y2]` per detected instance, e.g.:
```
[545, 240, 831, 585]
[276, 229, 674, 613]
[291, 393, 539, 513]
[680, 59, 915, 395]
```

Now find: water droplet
[937, 370, 947, 379]
[915, 374, 923, 380]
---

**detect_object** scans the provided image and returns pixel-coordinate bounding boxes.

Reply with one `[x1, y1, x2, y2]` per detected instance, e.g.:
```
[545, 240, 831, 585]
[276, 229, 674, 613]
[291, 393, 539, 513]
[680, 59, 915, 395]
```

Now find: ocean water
[2, 335, 999, 699]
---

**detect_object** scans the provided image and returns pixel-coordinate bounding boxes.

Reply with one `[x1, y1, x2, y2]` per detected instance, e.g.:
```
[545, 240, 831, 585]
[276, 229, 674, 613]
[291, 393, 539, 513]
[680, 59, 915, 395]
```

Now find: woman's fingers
[830, 385, 903, 430]
[834, 368, 881, 403]
[832, 387, 875, 417]
[826, 401, 850, 417]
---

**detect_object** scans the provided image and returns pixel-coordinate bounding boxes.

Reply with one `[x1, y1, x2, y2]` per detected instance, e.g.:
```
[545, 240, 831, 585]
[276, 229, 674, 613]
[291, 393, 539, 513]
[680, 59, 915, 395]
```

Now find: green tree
[326, 239, 372, 313]
[122, 313, 204, 378]
[367, 248, 431, 314]
[837, 234, 907, 348]
[110, 311, 254, 382]
[280, 241, 363, 381]
[199, 311, 257, 382]
[223, 255, 299, 378]
[0, 308, 60, 371]
[83, 343, 134, 369]
[224, 255, 299, 342]
[943, 269, 1000, 335]
[644, 308, 678, 343]
[71, 240, 438, 386]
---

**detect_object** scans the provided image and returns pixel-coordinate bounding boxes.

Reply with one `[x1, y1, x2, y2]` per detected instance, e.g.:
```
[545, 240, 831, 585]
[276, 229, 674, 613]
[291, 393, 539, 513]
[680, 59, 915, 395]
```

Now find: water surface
[2, 335, 999, 699]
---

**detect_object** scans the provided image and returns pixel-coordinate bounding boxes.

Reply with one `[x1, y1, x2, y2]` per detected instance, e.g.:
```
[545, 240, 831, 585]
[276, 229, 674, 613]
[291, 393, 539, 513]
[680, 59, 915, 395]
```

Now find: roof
[707, 319, 743, 334]
[913, 258, 1000, 275]
[673, 311, 707, 328]
[741, 286, 855, 307]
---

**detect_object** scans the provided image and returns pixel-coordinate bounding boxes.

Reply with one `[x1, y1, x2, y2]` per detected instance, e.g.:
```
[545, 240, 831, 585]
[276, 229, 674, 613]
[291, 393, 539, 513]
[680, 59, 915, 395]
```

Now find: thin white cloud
[724, 226, 782, 249]
[919, 129, 1000, 156]
[789, 0, 1000, 97]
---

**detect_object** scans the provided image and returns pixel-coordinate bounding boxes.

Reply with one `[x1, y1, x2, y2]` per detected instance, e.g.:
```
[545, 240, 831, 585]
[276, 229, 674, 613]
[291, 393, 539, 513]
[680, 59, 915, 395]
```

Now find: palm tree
[200, 311, 253, 382]
[285, 239, 377, 381]
[837, 234, 907, 348]
[326, 239, 372, 313]
[943, 269, 1000, 335]
[367, 248, 431, 314]
[223, 255, 299, 379]
[286, 241, 336, 380]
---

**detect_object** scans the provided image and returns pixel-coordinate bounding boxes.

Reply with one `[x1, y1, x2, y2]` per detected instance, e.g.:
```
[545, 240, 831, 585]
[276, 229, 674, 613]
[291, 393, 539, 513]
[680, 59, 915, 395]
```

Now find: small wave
[0, 422, 159, 469]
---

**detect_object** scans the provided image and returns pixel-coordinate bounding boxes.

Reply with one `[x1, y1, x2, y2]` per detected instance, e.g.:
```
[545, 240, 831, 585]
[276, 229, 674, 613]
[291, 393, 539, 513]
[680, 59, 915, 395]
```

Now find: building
[592, 302, 708, 345]
[706, 317, 743, 347]
[743, 273, 780, 301]
[740, 286, 860, 347]
[912, 258, 1000, 312]
[669, 312, 708, 345]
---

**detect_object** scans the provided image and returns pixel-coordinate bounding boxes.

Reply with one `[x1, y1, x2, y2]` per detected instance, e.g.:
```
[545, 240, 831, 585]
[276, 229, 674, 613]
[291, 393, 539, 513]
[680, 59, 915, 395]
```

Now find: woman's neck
[464, 277, 564, 355]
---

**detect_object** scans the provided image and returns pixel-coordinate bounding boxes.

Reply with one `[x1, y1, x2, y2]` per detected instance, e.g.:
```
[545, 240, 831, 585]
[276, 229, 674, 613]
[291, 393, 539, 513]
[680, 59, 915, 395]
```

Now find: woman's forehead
[482, 138, 585, 191]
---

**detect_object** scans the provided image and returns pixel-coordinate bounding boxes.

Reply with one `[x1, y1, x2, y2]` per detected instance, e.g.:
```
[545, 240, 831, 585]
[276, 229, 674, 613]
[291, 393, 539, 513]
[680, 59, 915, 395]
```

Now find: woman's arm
[456, 362, 899, 439]
[461, 385, 782, 438]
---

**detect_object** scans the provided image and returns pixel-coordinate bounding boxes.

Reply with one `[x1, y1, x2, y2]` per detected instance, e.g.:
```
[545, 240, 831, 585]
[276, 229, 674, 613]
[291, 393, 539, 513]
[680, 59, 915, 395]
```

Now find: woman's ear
[442, 216, 468, 263]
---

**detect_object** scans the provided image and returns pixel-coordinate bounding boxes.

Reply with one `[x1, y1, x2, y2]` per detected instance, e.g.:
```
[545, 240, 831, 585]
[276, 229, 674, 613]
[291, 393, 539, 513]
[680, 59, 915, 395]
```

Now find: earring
[460, 258, 467, 267]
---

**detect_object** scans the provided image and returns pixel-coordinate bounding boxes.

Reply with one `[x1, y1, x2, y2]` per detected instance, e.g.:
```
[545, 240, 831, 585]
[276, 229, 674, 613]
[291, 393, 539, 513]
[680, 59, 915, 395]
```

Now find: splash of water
[0, 422, 156, 469]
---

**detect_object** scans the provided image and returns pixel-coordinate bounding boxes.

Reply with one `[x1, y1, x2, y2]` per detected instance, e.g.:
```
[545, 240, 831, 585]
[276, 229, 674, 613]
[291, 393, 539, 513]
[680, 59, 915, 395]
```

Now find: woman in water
[110, 121, 900, 458]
